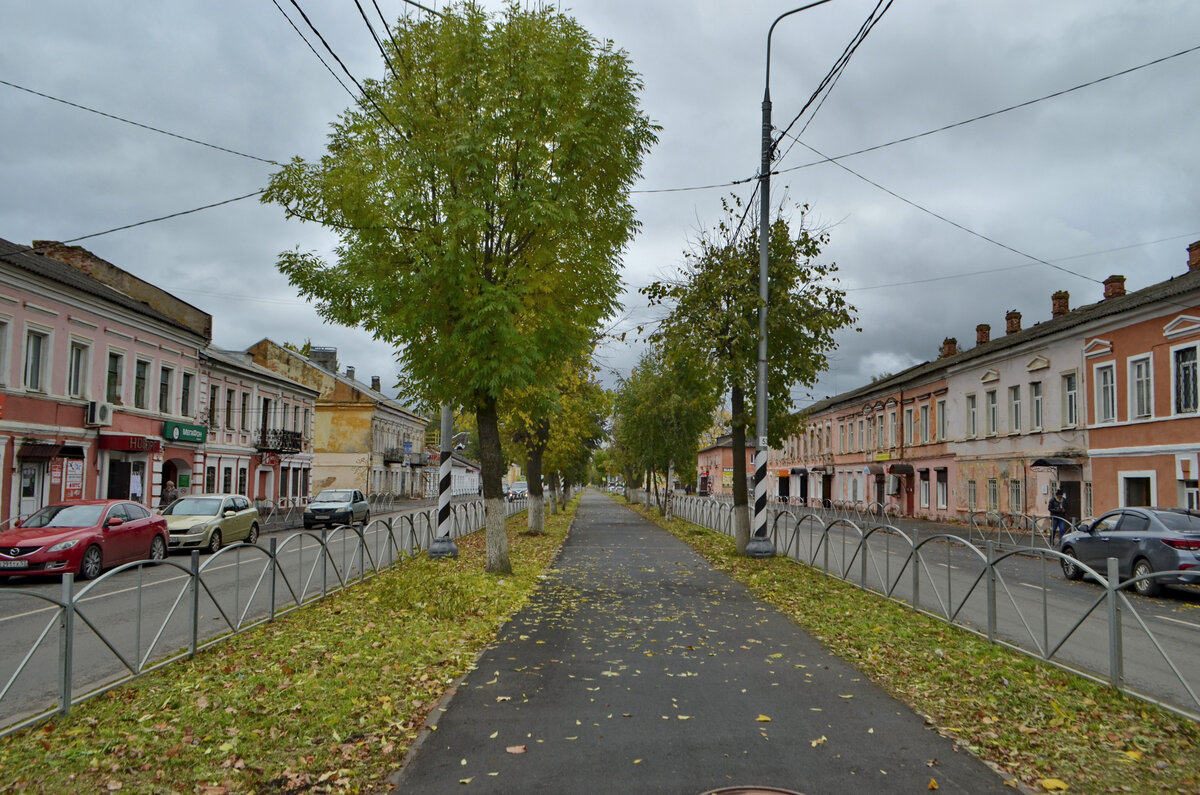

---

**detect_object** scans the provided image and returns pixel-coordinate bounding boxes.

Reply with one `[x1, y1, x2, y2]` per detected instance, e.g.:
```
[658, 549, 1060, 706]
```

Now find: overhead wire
[352, 0, 403, 82]
[267, 0, 357, 101]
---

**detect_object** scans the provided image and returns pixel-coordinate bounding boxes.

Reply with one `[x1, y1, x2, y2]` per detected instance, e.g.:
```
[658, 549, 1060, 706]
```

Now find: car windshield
[22, 504, 105, 528]
[511, 483, 527, 492]
[314, 490, 353, 503]
[1156, 511, 1200, 534]
[164, 498, 222, 517]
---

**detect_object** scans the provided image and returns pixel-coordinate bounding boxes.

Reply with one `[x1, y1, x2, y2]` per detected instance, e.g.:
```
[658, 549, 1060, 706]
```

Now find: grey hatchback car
[304, 489, 370, 529]
[1060, 507, 1200, 596]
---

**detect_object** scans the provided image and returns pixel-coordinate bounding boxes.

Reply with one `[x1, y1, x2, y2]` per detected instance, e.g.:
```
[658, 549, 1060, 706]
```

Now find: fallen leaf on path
[459, 777, 473, 785]
[506, 745, 527, 754]
[811, 735, 827, 747]
[928, 778, 938, 790]
[756, 715, 772, 722]
[489, 731, 498, 739]
[1040, 779, 1069, 792]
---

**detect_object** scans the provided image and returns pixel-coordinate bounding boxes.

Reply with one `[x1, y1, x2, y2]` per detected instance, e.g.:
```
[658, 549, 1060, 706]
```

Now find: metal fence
[658, 492, 1199, 721]
[0, 498, 523, 738]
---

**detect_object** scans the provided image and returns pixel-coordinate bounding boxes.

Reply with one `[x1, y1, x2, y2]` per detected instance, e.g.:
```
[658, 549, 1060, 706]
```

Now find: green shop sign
[162, 421, 207, 445]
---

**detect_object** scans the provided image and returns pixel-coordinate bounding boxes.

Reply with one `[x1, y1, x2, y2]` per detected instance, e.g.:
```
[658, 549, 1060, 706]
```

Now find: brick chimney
[371, 375, 381, 391]
[976, 324, 991, 345]
[1188, 240, 1200, 272]
[1006, 310, 1022, 335]
[345, 365, 356, 381]
[1103, 275, 1126, 299]
[1051, 290, 1070, 317]
[940, 337, 958, 358]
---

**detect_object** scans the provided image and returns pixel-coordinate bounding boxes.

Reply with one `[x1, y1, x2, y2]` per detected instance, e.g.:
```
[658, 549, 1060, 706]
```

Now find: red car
[0, 500, 168, 580]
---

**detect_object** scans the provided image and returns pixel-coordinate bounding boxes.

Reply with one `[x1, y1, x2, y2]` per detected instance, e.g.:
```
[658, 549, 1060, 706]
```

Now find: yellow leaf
[218, 741, 234, 753]
[460, 759, 467, 766]
[489, 731, 498, 739]
[756, 714, 772, 722]
[1040, 779, 1069, 792]
[811, 735, 827, 747]
[1124, 750, 1142, 761]
[928, 778, 938, 790]
[633, 759, 643, 764]
[839, 694, 854, 699]
[459, 777, 473, 785]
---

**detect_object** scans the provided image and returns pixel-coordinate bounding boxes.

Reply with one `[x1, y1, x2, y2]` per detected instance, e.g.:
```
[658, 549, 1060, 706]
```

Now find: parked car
[0, 500, 168, 580]
[160, 494, 260, 552]
[506, 481, 529, 502]
[304, 489, 369, 529]
[1060, 507, 1200, 596]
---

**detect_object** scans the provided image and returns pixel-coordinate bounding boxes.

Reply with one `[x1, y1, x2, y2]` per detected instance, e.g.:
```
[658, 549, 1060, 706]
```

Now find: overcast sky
[3, 1, 1198, 412]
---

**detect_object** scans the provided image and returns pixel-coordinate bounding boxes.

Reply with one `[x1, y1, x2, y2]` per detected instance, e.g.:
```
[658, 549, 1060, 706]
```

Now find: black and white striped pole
[747, 0, 834, 559]
[429, 404, 458, 559]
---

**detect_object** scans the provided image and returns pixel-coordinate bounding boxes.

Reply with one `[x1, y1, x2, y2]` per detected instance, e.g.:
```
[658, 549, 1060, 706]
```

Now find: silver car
[1060, 507, 1200, 596]
[304, 489, 370, 529]
[161, 494, 260, 553]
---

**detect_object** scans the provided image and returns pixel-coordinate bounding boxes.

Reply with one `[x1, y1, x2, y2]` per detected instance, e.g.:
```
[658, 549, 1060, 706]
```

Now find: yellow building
[246, 340, 427, 497]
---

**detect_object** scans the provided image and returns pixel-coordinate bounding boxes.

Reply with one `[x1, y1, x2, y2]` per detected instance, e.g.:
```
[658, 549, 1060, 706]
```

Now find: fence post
[58, 573, 74, 716]
[189, 550, 200, 658]
[268, 537, 277, 622]
[321, 529, 328, 597]
[1107, 556, 1124, 691]
[911, 528, 920, 610]
[986, 541, 997, 643]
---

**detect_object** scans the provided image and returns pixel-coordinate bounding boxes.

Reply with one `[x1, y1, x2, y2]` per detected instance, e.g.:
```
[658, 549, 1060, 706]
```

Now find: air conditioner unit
[886, 474, 901, 495]
[85, 400, 114, 427]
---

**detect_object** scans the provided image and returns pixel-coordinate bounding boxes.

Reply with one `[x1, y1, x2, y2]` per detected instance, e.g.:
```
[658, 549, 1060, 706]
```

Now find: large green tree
[264, 2, 656, 573]
[644, 199, 856, 553]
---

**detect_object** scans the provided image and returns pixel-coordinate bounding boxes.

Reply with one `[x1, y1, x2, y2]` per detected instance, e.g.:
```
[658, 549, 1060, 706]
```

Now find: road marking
[1157, 615, 1200, 630]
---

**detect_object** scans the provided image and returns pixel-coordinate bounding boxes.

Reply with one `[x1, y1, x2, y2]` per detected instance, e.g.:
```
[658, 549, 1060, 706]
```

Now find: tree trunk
[525, 420, 550, 535]
[730, 385, 751, 555]
[548, 471, 560, 515]
[644, 469, 652, 509]
[476, 395, 512, 574]
[664, 460, 674, 521]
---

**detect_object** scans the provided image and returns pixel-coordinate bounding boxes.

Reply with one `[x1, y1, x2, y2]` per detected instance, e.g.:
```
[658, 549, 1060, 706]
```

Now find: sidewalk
[390, 491, 1014, 794]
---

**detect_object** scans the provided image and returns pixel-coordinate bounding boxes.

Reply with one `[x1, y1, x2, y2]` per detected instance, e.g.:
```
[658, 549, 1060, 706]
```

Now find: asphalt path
[391, 491, 1014, 794]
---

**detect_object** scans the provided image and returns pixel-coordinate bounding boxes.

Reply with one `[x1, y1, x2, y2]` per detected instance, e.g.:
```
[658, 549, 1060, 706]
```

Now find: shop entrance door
[19, 461, 45, 516]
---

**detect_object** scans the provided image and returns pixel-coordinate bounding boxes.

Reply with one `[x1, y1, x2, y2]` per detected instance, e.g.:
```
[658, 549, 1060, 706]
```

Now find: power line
[268, 0, 358, 101]
[0, 79, 279, 166]
[352, 0, 402, 82]
[50, 190, 266, 247]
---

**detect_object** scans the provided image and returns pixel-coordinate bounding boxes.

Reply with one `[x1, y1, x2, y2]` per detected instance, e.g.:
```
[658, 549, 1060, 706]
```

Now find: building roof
[201, 347, 320, 396]
[0, 237, 202, 337]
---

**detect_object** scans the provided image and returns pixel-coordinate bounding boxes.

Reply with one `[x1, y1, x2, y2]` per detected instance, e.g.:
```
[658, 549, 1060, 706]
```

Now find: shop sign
[99, 435, 162, 452]
[64, 459, 84, 500]
[874, 452, 891, 462]
[776, 470, 790, 478]
[162, 421, 206, 444]
[722, 468, 734, 487]
[50, 460, 63, 484]
[262, 452, 280, 467]
[177, 473, 191, 489]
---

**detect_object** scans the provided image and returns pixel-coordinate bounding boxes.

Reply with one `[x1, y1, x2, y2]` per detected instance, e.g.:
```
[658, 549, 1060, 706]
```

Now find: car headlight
[190, 522, 210, 534]
[48, 538, 81, 552]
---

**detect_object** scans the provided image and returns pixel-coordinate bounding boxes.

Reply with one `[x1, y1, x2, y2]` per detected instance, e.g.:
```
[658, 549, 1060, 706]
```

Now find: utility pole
[429, 403, 458, 559]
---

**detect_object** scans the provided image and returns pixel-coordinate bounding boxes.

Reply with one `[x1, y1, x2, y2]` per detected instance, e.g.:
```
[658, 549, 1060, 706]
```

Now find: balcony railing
[383, 447, 405, 463]
[256, 428, 302, 454]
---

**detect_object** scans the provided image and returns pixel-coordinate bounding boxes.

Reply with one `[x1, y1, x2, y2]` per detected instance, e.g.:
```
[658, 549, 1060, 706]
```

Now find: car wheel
[1060, 548, 1083, 581]
[149, 536, 167, 562]
[207, 529, 223, 554]
[79, 545, 103, 580]
[247, 523, 260, 545]
[1132, 558, 1161, 597]
[362, 511, 370, 526]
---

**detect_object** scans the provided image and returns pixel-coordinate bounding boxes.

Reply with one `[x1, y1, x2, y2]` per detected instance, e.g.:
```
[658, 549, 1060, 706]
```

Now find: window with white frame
[858, 418, 864, 451]
[1174, 345, 1198, 414]
[839, 424, 845, 454]
[1084, 482, 1093, 518]
[987, 478, 999, 511]
[966, 394, 977, 438]
[1009, 478, 1022, 515]
[225, 388, 235, 429]
[1009, 386, 1021, 433]
[134, 359, 150, 409]
[1130, 356, 1152, 419]
[23, 327, 49, 392]
[107, 351, 125, 404]
[919, 471, 930, 508]
[876, 415, 884, 450]
[208, 385, 219, 426]
[68, 339, 90, 399]
[986, 390, 998, 435]
[919, 404, 929, 445]
[966, 479, 977, 511]
[889, 410, 897, 446]
[1030, 382, 1043, 430]
[936, 470, 948, 509]
[936, 399, 946, 442]
[241, 391, 250, 430]
[181, 372, 194, 416]
[0, 318, 8, 386]
[1096, 363, 1116, 423]
[1063, 372, 1077, 426]
[904, 407, 914, 445]
[158, 365, 173, 414]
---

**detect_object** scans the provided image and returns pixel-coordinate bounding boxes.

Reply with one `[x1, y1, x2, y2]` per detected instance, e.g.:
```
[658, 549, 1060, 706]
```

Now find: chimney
[371, 375, 381, 392]
[1006, 310, 1022, 334]
[1103, 275, 1126, 299]
[309, 347, 338, 372]
[940, 337, 958, 358]
[1051, 290, 1070, 317]
[976, 324, 991, 345]
[345, 366, 356, 381]
[1188, 240, 1200, 272]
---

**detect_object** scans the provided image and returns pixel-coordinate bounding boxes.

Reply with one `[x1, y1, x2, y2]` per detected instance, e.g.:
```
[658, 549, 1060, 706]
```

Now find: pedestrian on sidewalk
[159, 480, 182, 508]
[1048, 488, 1068, 545]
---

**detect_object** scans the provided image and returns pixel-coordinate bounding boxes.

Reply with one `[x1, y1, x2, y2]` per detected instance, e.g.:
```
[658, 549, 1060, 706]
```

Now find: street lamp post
[746, 0, 834, 559]
[429, 403, 459, 559]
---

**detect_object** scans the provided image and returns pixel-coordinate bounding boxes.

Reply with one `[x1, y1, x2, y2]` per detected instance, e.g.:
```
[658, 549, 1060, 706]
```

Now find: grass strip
[0, 499, 576, 795]
[624, 500, 1200, 794]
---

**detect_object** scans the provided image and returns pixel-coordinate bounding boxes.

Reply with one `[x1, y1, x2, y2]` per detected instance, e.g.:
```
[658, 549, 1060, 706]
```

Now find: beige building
[245, 340, 427, 497]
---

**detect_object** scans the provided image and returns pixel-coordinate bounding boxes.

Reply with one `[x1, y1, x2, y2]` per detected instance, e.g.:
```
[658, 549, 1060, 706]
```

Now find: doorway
[106, 459, 147, 503]
[1060, 481, 1082, 524]
[778, 476, 790, 503]
[19, 461, 45, 516]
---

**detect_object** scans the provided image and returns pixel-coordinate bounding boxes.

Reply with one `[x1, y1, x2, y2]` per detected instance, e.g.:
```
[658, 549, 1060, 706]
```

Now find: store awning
[790, 467, 807, 475]
[863, 464, 885, 475]
[1032, 457, 1079, 467]
[886, 463, 914, 476]
[18, 442, 61, 460]
[59, 445, 85, 459]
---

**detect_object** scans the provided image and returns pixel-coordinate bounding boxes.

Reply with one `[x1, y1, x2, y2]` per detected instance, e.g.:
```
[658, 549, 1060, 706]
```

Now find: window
[23, 328, 49, 391]
[1030, 382, 1043, 430]
[966, 394, 977, 438]
[936, 399, 946, 442]
[839, 424, 845, 454]
[181, 372, 193, 416]
[222, 467, 233, 493]
[134, 359, 150, 409]
[919, 404, 930, 445]
[1174, 346, 1197, 414]
[904, 407, 914, 445]
[1009, 478, 1022, 515]
[966, 479, 977, 512]
[936, 470, 948, 510]
[241, 391, 250, 431]
[1096, 363, 1116, 423]
[858, 419, 864, 451]
[987, 478, 999, 512]
[889, 410, 897, 446]
[209, 385, 220, 427]
[68, 340, 89, 398]
[294, 405, 301, 432]
[919, 471, 930, 508]
[1123, 476, 1152, 507]
[205, 466, 217, 494]
[986, 390, 998, 435]
[1008, 386, 1021, 433]
[1063, 372, 1078, 426]
[237, 467, 247, 495]
[107, 352, 124, 403]
[1130, 357, 1151, 419]
[225, 389, 235, 429]
[0, 319, 8, 386]
[158, 366, 173, 414]
[1084, 482, 1093, 518]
